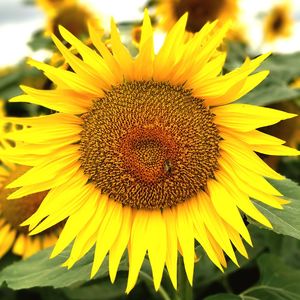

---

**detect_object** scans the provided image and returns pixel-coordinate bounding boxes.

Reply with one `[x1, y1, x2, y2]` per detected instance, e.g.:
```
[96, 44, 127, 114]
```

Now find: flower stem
[139, 270, 172, 300]
[175, 256, 193, 300]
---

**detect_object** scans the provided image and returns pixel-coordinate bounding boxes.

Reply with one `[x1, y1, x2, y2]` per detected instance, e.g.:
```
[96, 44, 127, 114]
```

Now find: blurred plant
[37, 0, 102, 41]
[0, 105, 60, 259]
[147, 0, 246, 42]
[263, 0, 293, 43]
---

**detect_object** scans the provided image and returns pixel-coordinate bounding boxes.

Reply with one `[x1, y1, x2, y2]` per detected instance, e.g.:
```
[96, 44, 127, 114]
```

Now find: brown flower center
[80, 80, 221, 209]
[0, 165, 48, 233]
[173, 0, 226, 32]
[51, 5, 90, 39]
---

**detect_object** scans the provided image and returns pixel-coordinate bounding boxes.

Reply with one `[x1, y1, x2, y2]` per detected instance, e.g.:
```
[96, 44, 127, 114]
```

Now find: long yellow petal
[251, 144, 300, 156]
[147, 210, 167, 291]
[213, 104, 296, 131]
[207, 179, 252, 246]
[109, 206, 132, 283]
[215, 171, 272, 228]
[197, 193, 239, 265]
[126, 210, 149, 294]
[51, 189, 99, 257]
[0, 229, 16, 258]
[219, 127, 285, 145]
[220, 137, 284, 180]
[110, 19, 134, 79]
[186, 197, 224, 270]
[163, 208, 178, 289]
[7, 146, 80, 188]
[175, 202, 194, 285]
[58, 26, 118, 85]
[219, 156, 284, 209]
[91, 201, 123, 278]
[65, 194, 108, 268]
[87, 22, 122, 81]
[153, 13, 188, 82]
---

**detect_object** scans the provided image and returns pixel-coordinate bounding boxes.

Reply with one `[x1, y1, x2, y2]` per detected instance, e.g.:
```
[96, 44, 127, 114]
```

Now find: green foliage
[205, 253, 300, 300]
[27, 31, 54, 51]
[252, 179, 300, 239]
[226, 43, 300, 106]
[0, 247, 128, 290]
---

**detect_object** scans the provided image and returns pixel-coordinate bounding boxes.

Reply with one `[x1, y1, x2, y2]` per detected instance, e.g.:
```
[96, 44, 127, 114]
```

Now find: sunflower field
[0, 0, 300, 300]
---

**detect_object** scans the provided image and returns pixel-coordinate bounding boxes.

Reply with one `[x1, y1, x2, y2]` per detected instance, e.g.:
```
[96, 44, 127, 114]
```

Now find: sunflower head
[4, 10, 299, 293]
[37, 0, 75, 14]
[131, 25, 142, 47]
[38, 0, 102, 39]
[0, 108, 60, 258]
[156, 0, 239, 36]
[263, 1, 293, 42]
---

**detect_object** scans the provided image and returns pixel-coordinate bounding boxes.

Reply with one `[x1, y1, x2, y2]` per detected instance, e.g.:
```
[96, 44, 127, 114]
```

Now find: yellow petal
[147, 210, 167, 291]
[51, 189, 99, 257]
[87, 22, 122, 81]
[220, 137, 284, 180]
[109, 206, 132, 283]
[197, 193, 239, 265]
[12, 233, 26, 256]
[218, 156, 284, 209]
[175, 203, 194, 285]
[91, 200, 123, 278]
[223, 223, 248, 258]
[58, 26, 118, 86]
[66, 194, 108, 268]
[215, 171, 272, 228]
[126, 209, 149, 293]
[0, 229, 16, 258]
[153, 13, 188, 82]
[207, 179, 252, 246]
[213, 104, 296, 131]
[251, 144, 300, 156]
[162, 208, 178, 289]
[27, 58, 101, 96]
[186, 197, 224, 270]
[110, 19, 134, 79]
[219, 128, 285, 145]
[7, 147, 80, 188]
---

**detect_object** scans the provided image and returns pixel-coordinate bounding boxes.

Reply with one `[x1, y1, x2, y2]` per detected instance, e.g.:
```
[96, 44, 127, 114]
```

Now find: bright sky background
[0, 0, 300, 68]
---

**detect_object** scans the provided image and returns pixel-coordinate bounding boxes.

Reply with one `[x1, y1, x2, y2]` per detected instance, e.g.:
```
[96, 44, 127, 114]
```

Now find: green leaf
[252, 178, 300, 240]
[63, 277, 127, 300]
[241, 254, 300, 300]
[27, 30, 54, 51]
[205, 253, 300, 300]
[225, 48, 300, 106]
[237, 79, 300, 106]
[0, 247, 128, 290]
[204, 294, 241, 300]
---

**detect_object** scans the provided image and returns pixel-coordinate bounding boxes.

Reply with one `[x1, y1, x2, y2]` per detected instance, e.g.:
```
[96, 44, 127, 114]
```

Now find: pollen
[80, 80, 221, 209]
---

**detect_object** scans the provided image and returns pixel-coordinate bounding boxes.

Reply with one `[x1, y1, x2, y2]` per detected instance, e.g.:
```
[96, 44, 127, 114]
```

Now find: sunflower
[37, 0, 102, 40]
[156, 0, 241, 38]
[131, 25, 142, 47]
[0, 105, 60, 258]
[3, 11, 299, 292]
[263, 1, 293, 42]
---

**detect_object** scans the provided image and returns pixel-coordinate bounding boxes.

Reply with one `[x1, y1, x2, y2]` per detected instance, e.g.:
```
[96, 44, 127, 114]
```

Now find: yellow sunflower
[37, 0, 102, 40]
[156, 0, 241, 38]
[0, 104, 60, 258]
[3, 11, 299, 292]
[263, 1, 293, 42]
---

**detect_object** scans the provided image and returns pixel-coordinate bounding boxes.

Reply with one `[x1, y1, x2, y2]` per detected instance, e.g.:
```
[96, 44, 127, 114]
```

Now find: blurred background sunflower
[0, 104, 60, 259]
